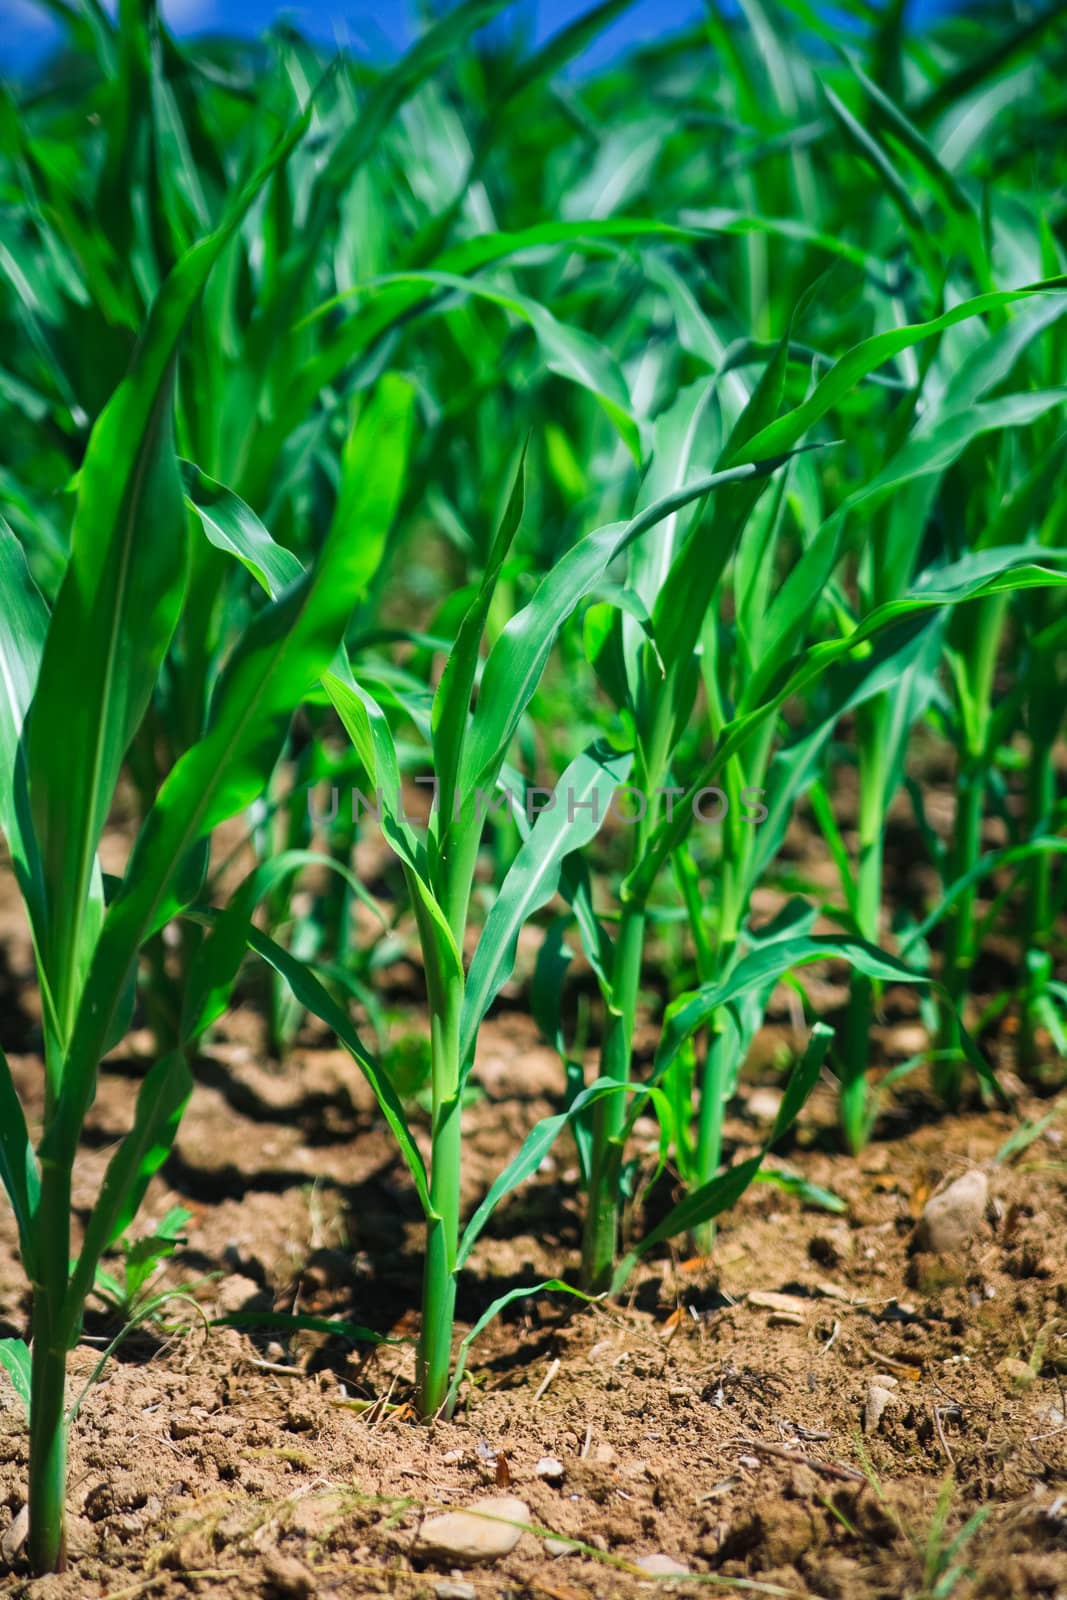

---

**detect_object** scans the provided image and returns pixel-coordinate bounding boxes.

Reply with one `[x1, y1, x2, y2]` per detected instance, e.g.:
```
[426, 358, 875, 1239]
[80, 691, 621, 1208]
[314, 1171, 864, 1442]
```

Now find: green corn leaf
[753, 391, 1067, 701]
[754, 1167, 847, 1214]
[531, 917, 576, 1063]
[460, 462, 791, 793]
[443, 1279, 598, 1415]
[0, 518, 50, 953]
[457, 1076, 664, 1270]
[432, 444, 527, 831]
[181, 849, 375, 1044]
[374, 271, 641, 459]
[25, 96, 317, 1049]
[841, 51, 975, 221]
[735, 279, 1067, 467]
[49, 466, 403, 1169]
[183, 387, 419, 857]
[0, 1047, 39, 1273]
[913, 4, 1066, 121]
[245, 925, 430, 1218]
[63, 1050, 194, 1345]
[625, 378, 718, 689]
[182, 461, 304, 595]
[300, 0, 513, 216]
[0, 1338, 32, 1417]
[900, 835, 1067, 955]
[652, 324, 796, 681]
[655, 937, 928, 1080]
[820, 82, 932, 268]
[326, 373, 417, 603]
[459, 744, 632, 1070]
[213, 1311, 393, 1345]
[630, 549, 1067, 906]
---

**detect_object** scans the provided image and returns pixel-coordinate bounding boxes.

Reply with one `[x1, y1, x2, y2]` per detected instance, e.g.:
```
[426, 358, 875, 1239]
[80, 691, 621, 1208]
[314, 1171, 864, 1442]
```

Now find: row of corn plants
[1, 0, 1066, 1574]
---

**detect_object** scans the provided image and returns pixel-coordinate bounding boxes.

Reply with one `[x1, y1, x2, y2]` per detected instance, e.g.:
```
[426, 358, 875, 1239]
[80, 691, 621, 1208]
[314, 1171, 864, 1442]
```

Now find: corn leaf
[0, 1338, 31, 1417]
[63, 1049, 194, 1343]
[26, 98, 317, 1047]
[459, 744, 632, 1069]
[0, 1047, 39, 1272]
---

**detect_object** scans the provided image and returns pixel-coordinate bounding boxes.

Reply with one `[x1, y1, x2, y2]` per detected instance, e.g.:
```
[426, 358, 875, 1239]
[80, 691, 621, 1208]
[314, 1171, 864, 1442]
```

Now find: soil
[1, 792, 1066, 1600]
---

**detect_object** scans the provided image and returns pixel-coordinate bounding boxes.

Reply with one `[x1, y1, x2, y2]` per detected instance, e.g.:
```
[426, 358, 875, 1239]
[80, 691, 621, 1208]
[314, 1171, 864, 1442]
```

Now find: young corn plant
[530, 276, 1067, 1287]
[179, 428, 822, 1414]
[0, 108, 417, 1571]
[787, 54, 1067, 1132]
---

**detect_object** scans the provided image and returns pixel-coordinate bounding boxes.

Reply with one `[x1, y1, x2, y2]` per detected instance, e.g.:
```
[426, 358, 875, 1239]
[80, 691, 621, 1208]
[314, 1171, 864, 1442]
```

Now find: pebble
[0, 1505, 27, 1562]
[536, 1456, 564, 1482]
[593, 1442, 616, 1465]
[864, 1377, 899, 1434]
[745, 1087, 783, 1122]
[635, 1553, 691, 1577]
[262, 1552, 315, 1599]
[414, 1496, 530, 1567]
[434, 1584, 476, 1600]
[914, 1170, 989, 1254]
[545, 1536, 577, 1557]
[748, 1290, 809, 1316]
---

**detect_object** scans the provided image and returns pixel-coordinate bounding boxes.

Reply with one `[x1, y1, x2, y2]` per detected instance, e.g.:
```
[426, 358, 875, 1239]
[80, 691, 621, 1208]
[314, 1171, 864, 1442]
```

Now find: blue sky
[0, 0, 965, 74]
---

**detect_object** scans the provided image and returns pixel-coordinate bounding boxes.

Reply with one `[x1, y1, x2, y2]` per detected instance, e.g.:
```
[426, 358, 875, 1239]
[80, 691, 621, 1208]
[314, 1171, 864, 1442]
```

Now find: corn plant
[177, 414, 848, 1413]
[0, 99, 429, 1568]
[518, 275, 1067, 1287]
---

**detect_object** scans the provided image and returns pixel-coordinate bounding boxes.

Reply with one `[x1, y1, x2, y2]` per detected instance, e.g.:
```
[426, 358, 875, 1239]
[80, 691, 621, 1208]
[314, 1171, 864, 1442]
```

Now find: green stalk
[579, 900, 646, 1292]
[1020, 698, 1058, 1071]
[840, 696, 888, 1154]
[27, 1157, 72, 1574]
[689, 798, 746, 1252]
[414, 962, 464, 1418]
[690, 1027, 731, 1253]
[579, 681, 677, 1292]
[414, 809, 481, 1418]
[936, 594, 1003, 1102]
[934, 765, 982, 1106]
[1025, 736, 1055, 940]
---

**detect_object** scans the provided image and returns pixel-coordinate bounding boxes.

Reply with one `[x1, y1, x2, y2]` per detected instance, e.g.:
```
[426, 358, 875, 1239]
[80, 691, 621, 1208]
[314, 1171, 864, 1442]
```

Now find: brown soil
[1, 801, 1066, 1600]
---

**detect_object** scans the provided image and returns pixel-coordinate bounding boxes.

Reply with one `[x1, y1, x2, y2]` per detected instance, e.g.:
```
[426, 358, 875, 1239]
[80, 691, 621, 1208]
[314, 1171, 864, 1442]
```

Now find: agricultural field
[0, 0, 1066, 1596]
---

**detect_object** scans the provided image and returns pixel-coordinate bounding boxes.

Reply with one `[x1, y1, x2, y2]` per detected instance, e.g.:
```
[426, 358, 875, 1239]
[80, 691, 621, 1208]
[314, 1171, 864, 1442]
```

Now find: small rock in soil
[913, 1170, 989, 1253]
[864, 1379, 899, 1434]
[536, 1456, 565, 1482]
[745, 1088, 783, 1122]
[0, 1505, 27, 1562]
[434, 1583, 477, 1600]
[593, 1442, 616, 1464]
[748, 1290, 810, 1316]
[415, 1496, 529, 1567]
[262, 1551, 315, 1599]
[634, 1553, 690, 1577]
[545, 1536, 577, 1557]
